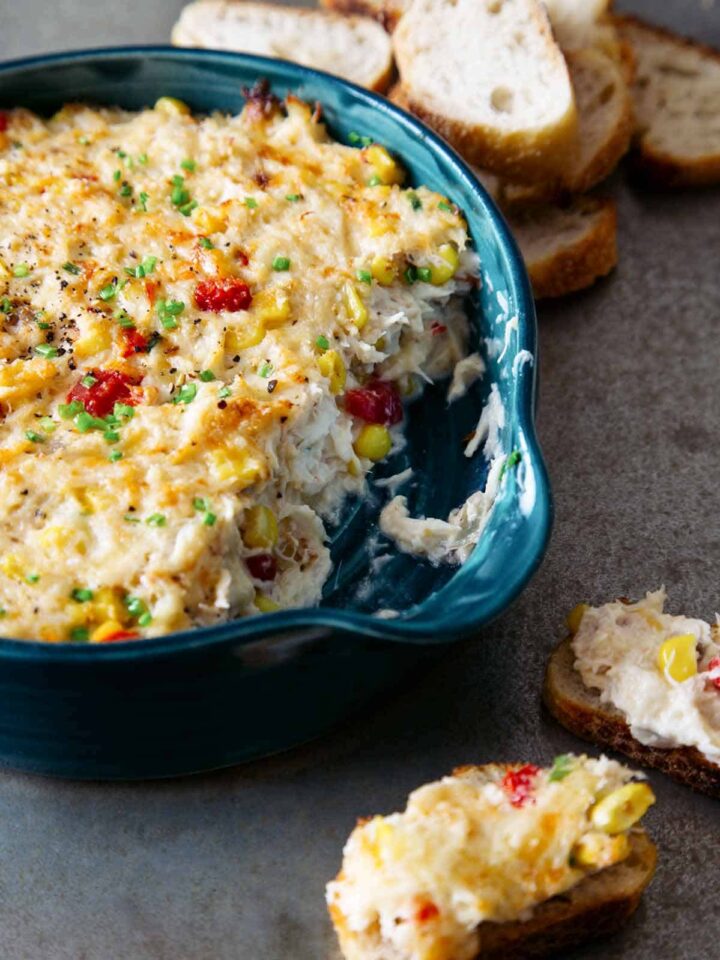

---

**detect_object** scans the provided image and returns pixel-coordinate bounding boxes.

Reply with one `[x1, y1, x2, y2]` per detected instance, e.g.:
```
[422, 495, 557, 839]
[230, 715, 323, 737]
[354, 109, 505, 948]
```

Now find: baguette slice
[503, 48, 633, 202]
[543, 0, 618, 56]
[545, 635, 720, 799]
[172, 1, 394, 93]
[392, 0, 578, 184]
[320, 0, 407, 32]
[616, 15, 720, 187]
[331, 770, 656, 960]
[507, 197, 618, 299]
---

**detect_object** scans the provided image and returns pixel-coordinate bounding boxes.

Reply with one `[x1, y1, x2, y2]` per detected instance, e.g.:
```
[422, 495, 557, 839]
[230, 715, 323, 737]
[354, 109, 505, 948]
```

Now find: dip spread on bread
[327, 755, 653, 960]
[0, 88, 483, 642]
[569, 590, 720, 764]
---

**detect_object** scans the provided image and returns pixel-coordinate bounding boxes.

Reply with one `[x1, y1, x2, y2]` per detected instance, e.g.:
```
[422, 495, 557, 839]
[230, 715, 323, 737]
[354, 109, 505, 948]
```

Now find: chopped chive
[39, 416, 56, 433]
[172, 382, 198, 405]
[218, 385, 232, 399]
[356, 269, 372, 284]
[258, 362, 273, 378]
[171, 185, 190, 206]
[125, 595, 148, 619]
[98, 281, 118, 301]
[272, 256, 290, 271]
[193, 497, 210, 511]
[25, 430, 44, 443]
[13, 263, 30, 278]
[63, 261, 81, 275]
[0, 297, 11, 313]
[113, 402, 134, 420]
[70, 626, 89, 642]
[244, 197, 258, 209]
[199, 237, 214, 249]
[114, 309, 134, 328]
[366, 175, 382, 187]
[315, 335, 329, 351]
[171, 174, 185, 187]
[139, 191, 149, 212]
[199, 369, 215, 382]
[78, 135, 90, 146]
[108, 450, 123, 462]
[285, 193, 301, 202]
[403, 265, 418, 285]
[417, 267, 432, 283]
[138, 611, 153, 627]
[35, 343, 58, 359]
[117, 150, 126, 159]
[407, 192, 422, 211]
[36, 319, 50, 330]
[180, 158, 196, 172]
[157, 299, 185, 329]
[71, 587, 94, 603]
[124, 513, 141, 523]
[137, 152, 148, 165]
[59, 400, 84, 419]
[549, 754, 574, 782]
[348, 132, 373, 148]
[438, 201, 453, 212]
[146, 513, 166, 527]
[113, 169, 121, 182]
[26, 573, 40, 583]
[119, 183, 133, 198]
[203, 511, 217, 527]
[75, 411, 107, 433]
[81, 374, 97, 388]
[103, 430, 120, 444]
[142, 256, 157, 274]
[178, 200, 198, 217]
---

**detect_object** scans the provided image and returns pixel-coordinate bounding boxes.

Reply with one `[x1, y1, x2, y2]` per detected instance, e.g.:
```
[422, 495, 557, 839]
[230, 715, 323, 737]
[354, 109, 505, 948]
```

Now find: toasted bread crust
[510, 198, 618, 300]
[544, 634, 720, 798]
[615, 14, 720, 187]
[320, 0, 404, 31]
[330, 828, 656, 960]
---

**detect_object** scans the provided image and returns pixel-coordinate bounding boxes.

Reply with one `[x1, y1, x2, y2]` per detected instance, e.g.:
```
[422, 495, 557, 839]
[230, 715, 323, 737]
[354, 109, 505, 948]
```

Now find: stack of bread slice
[172, 0, 720, 300]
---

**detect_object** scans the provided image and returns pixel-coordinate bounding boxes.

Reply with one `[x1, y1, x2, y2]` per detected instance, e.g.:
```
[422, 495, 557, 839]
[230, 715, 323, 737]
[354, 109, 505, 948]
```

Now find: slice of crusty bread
[503, 48, 633, 202]
[615, 15, 720, 187]
[545, 634, 720, 799]
[507, 197, 618, 299]
[543, 0, 618, 55]
[172, 1, 394, 93]
[331, 823, 656, 960]
[392, 0, 578, 184]
[320, 0, 407, 32]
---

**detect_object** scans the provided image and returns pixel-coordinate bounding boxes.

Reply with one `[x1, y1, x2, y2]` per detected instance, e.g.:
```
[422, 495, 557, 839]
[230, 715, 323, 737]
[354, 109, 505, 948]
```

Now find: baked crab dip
[0, 84, 501, 644]
[327, 755, 656, 960]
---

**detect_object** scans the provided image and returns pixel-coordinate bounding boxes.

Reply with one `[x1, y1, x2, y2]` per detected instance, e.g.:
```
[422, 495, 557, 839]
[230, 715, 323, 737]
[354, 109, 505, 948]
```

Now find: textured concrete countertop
[0, 1, 719, 957]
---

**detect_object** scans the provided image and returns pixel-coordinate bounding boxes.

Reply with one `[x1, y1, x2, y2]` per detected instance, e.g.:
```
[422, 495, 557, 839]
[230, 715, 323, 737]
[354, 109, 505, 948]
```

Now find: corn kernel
[255, 289, 291, 329]
[243, 505, 279, 549]
[428, 244, 460, 286]
[572, 831, 630, 868]
[364, 145, 404, 185]
[90, 620, 124, 643]
[192, 206, 227, 233]
[368, 218, 393, 238]
[317, 350, 346, 395]
[657, 633, 698, 683]
[93, 586, 125, 623]
[226, 320, 265, 352]
[566, 603, 589, 635]
[211, 447, 265, 488]
[255, 593, 280, 613]
[73, 322, 112, 360]
[154, 96, 190, 116]
[0, 554, 23, 579]
[343, 282, 368, 330]
[370, 255, 397, 286]
[590, 783, 655, 835]
[354, 424, 391, 461]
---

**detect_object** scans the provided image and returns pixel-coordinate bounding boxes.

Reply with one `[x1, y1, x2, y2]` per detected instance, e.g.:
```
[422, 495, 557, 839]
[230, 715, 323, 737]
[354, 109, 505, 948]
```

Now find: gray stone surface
[0, 1, 719, 957]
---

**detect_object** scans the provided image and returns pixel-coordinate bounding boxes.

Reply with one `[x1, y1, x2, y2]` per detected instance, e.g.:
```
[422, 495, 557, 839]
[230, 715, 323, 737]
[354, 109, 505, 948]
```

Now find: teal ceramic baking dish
[0, 48, 551, 778]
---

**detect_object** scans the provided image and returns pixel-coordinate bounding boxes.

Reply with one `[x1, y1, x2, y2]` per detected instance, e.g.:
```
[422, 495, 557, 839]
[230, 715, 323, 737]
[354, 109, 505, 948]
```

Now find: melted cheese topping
[572, 590, 720, 763]
[0, 93, 477, 642]
[327, 756, 638, 960]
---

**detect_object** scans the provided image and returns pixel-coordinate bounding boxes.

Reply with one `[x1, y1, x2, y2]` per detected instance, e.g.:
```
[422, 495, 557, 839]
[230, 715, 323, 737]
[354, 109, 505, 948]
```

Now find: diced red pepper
[67, 368, 140, 418]
[246, 554, 278, 581]
[415, 901, 440, 923]
[120, 327, 149, 358]
[144, 278, 158, 306]
[501, 764, 540, 808]
[707, 656, 720, 691]
[195, 278, 252, 313]
[235, 250, 249, 266]
[0, 112, 8, 133]
[430, 322, 447, 336]
[344, 380, 403, 425]
[98, 629, 140, 643]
